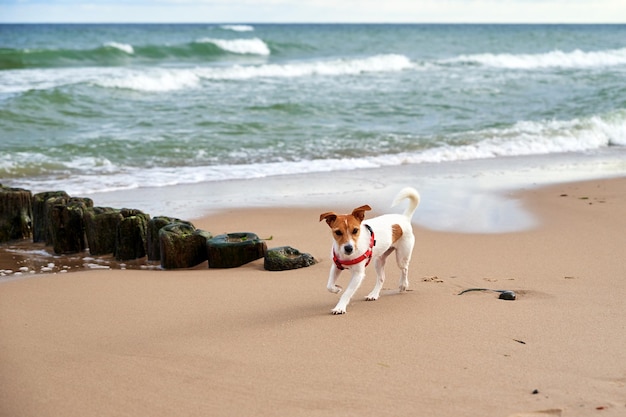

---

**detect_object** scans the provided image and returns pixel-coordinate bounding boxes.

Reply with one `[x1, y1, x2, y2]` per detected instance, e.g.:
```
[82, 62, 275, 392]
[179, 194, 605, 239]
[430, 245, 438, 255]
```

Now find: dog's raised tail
[392, 187, 420, 219]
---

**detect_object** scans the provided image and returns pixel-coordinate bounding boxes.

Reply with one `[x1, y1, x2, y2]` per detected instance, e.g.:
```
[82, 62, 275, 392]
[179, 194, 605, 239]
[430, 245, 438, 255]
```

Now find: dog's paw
[365, 294, 379, 301]
[331, 307, 346, 315]
[327, 285, 343, 294]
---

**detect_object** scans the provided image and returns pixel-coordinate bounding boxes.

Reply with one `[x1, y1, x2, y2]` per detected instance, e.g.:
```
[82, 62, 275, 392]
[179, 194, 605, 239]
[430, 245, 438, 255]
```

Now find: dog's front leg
[327, 264, 343, 294]
[331, 269, 365, 315]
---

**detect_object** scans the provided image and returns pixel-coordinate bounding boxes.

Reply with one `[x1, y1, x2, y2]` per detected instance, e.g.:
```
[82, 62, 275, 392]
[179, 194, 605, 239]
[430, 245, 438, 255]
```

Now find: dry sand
[1, 177, 625, 417]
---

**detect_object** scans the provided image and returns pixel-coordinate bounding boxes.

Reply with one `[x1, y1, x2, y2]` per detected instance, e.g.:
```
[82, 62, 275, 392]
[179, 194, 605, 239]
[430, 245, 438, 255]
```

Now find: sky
[0, 0, 625, 24]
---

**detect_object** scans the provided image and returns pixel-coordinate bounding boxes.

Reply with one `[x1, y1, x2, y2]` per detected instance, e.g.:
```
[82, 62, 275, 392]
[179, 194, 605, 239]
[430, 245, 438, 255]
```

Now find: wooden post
[159, 223, 212, 269]
[207, 232, 267, 268]
[0, 185, 33, 242]
[32, 191, 69, 243]
[146, 216, 194, 261]
[115, 209, 150, 261]
[49, 198, 93, 255]
[84, 207, 123, 256]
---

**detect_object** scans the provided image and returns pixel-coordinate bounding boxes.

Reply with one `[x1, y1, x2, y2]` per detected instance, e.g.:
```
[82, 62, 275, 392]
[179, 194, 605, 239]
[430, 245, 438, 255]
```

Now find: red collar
[333, 225, 376, 270]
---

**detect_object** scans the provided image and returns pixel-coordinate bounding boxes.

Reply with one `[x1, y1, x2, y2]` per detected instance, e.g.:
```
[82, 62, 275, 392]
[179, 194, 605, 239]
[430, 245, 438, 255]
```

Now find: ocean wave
[447, 47, 626, 69]
[0, 37, 269, 70]
[195, 54, 413, 80]
[0, 152, 118, 179]
[0, 67, 198, 95]
[416, 114, 626, 162]
[5, 112, 624, 196]
[195, 37, 270, 55]
[93, 68, 201, 92]
[103, 42, 134, 55]
[0, 54, 413, 94]
[98, 54, 411, 91]
[0, 44, 137, 70]
[220, 25, 255, 32]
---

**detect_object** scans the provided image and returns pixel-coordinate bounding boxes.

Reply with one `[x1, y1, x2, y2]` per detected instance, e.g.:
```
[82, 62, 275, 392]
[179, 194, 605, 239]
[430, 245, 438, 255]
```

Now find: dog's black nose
[344, 244, 353, 254]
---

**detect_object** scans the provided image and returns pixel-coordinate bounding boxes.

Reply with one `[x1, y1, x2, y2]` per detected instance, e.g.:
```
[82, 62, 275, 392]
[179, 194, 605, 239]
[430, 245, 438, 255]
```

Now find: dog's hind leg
[395, 240, 414, 292]
[366, 248, 394, 301]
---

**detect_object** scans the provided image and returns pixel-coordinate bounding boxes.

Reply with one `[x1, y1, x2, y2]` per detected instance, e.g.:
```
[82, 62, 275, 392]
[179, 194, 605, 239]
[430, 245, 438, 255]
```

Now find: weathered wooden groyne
[1, 184, 315, 271]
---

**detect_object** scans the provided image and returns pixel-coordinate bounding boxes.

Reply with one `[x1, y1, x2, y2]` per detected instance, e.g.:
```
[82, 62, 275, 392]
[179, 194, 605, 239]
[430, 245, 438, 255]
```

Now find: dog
[319, 187, 420, 314]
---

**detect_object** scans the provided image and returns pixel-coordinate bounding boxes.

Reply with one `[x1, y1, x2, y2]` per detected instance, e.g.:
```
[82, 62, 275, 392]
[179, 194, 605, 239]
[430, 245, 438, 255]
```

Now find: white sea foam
[0, 68, 81, 94]
[0, 67, 200, 95]
[94, 69, 200, 92]
[197, 37, 270, 55]
[220, 25, 254, 32]
[6, 108, 625, 197]
[65, 156, 117, 172]
[0, 54, 412, 94]
[103, 42, 134, 54]
[449, 47, 626, 69]
[196, 54, 413, 80]
[4, 248, 52, 257]
[84, 263, 110, 270]
[14, 112, 623, 197]
[0, 67, 112, 94]
[413, 117, 620, 163]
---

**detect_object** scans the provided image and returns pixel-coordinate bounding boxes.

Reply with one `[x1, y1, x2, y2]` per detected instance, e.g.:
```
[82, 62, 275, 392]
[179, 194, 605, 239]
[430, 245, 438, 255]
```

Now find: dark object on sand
[49, 197, 93, 255]
[147, 216, 194, 261]
[159, 223, 212, 269]
[115, 209, 150, 261]
[84, 207, 124, 256]
[0, 185, 33, 243]
[264, 246, 317, 271]
[498, 290, 516, 300]
[458, 288, 517, 301]
[207, 232, 267, 268]
[32, 191, 69, 243]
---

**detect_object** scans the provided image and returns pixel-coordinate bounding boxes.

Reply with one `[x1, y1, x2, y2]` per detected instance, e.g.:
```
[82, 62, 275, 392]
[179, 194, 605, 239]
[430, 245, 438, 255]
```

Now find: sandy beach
[1, 175, 626, 417]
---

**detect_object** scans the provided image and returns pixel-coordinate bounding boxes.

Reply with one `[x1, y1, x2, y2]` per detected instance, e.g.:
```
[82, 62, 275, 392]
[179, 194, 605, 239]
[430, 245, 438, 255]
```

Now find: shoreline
[2, 150, 625, 278]
[84, 148, 626, 233]
[1, 176, 626, 416]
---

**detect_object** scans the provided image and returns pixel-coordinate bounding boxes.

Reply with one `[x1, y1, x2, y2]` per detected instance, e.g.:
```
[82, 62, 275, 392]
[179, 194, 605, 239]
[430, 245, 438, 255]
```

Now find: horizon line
[1, 21, 625, 25]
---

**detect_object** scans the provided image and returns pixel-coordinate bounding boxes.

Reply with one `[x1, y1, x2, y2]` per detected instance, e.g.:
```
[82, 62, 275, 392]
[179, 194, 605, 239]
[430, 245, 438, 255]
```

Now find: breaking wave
[446, 47, 626, 69]
[0, 54, 413, 94]
[220, 25, 255, 32]
[195, 37, 270, 55]
[0, 37, 271, 69]
[4, 112, 624, 195]
[102, 42, 134, 55]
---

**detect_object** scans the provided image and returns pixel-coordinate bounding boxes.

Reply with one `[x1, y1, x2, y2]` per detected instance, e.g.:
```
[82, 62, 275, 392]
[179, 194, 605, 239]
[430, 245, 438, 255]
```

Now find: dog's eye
[334, 230, 343, 236]
[352, 228, 359, 235]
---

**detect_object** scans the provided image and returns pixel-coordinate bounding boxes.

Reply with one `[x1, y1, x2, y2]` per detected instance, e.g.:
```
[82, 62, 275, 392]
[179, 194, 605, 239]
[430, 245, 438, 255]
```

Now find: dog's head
[319, 205, 371, 256]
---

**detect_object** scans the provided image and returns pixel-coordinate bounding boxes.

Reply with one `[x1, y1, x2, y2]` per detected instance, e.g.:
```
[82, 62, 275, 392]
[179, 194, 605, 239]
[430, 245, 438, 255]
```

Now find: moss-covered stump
[44, 196, 70, 245]
[49, 198, 92, 255]
[32, 191, 69, 243]
[207, 232, 267, 269]
[115, 209, 150, 261]
[264, 246, 317, 271]
[0, 185, 33, 243]
[147, 216, 194, 261]
[84, 207, 123, 256]
[159, 223, 212, 269]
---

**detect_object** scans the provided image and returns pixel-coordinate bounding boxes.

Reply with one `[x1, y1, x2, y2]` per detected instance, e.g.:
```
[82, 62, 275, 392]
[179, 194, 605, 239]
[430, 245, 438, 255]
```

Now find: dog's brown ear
[351, 205, 372, 222]
[319, 212, 337, 227]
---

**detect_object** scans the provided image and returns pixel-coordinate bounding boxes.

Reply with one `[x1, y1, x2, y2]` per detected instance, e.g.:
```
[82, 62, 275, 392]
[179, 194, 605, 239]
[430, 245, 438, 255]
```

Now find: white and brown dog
[319, 187, 420, 314]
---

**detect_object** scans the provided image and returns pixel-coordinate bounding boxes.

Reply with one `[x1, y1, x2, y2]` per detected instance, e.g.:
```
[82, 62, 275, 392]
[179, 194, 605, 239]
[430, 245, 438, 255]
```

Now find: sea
[1, 24, 626, 223]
